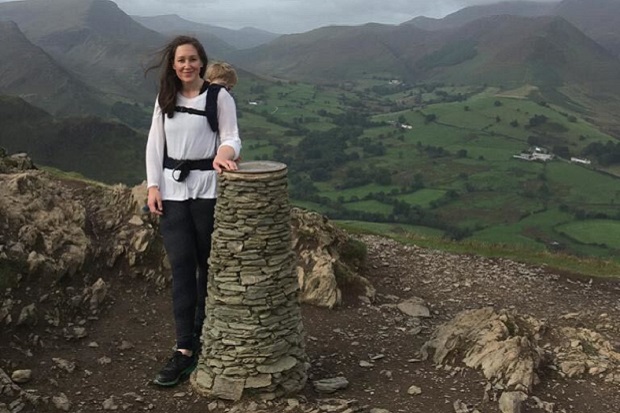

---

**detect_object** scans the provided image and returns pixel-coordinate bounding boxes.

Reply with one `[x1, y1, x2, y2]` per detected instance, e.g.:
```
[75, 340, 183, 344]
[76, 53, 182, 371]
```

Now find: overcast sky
[109, 0, 559, 34]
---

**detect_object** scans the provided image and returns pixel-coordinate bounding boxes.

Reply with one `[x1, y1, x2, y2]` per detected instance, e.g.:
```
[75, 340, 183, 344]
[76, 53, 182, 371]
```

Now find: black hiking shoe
[153, 351, 197, 387]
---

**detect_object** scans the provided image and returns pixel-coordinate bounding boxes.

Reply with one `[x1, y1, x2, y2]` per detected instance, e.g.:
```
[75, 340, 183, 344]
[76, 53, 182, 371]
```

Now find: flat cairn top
[228, 161, 287, 174]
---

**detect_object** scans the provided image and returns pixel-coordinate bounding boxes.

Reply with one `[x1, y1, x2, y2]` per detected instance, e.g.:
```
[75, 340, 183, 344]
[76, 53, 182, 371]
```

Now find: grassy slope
[0, 96, 146, 185]
[337, 219, 620, 279]
[233, 75, 619, 272]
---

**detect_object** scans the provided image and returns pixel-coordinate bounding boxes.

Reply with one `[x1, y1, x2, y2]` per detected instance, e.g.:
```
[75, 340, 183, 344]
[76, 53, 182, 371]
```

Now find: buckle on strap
[163, 156, 216, 181]
[171, 161, 190, 182]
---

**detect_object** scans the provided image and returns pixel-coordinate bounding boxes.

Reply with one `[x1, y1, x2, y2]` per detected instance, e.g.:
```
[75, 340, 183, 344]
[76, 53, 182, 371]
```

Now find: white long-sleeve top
[145, 87, 242, 200]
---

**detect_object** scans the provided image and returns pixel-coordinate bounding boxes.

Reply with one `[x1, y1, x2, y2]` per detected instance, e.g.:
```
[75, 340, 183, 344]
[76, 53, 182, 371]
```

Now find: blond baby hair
[206, 62, 238, 89]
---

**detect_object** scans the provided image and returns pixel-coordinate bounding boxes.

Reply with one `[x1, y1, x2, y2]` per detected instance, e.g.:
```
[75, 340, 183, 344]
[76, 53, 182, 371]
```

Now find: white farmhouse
[531, 147, 554, 161]
[570, 157, 591, 165]
[513, 147, 554, 162]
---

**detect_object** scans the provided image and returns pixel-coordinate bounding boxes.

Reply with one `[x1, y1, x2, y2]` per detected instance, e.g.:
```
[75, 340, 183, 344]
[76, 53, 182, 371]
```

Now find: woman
[145, 35, 241, 387]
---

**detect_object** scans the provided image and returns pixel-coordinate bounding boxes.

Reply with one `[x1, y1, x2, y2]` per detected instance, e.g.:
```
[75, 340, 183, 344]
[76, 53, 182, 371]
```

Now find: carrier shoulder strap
[172, 81, 210, 118]
[172, 82, 222, 133]
[205, 83, 224, 133]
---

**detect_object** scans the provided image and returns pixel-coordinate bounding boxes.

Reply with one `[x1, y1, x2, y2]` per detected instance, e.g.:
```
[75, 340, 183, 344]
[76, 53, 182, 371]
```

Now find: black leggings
[159, 198, 216, 350]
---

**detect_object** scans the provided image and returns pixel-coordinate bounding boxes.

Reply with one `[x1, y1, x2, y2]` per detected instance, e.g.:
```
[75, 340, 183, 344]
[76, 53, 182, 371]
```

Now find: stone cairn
[191, 161, 308, 401]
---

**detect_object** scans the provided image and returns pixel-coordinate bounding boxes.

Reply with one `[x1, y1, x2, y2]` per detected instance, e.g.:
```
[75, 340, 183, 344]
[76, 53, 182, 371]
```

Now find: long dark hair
[146, 36, 208, 118]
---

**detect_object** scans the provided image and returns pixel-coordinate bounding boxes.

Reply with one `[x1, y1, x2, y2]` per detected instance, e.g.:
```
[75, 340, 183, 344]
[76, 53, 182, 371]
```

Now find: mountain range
[133, 14, 280, 51]
[408, 1, 557, 31]
[0, 0, 620, 181]
[0, 0, 165, 110]
[228, 11, 620, 127]
[1, 0, 619, 113]
[407, 0, 620, 56]
[229, 0, 620, 87]
[0, 20, 107, 116]
[0, 95, 146, 184]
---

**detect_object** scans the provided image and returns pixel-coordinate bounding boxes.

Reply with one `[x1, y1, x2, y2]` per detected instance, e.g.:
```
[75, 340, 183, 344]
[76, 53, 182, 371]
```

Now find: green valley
[232, 76, 620, 265]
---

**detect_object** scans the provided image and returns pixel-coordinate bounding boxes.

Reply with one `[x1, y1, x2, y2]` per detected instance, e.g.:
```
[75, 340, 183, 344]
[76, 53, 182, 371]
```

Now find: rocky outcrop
[291, 208, 374, 308]
[421, 308, 545, 392]
[0, 153, 163, 287]
[0, 151, 35, 173]
[422, 307, 620, 413]
[554, 326, 620, 382]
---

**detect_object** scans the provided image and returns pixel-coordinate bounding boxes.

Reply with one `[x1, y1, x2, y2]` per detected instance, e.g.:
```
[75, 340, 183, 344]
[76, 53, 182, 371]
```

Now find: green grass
[292, 200, 337, 214]
[344, 200, 391, 214]
[265, 81, 620, 265]
[468, 208, 618, 259]
[40, 166, 111, 187]
[471, 208, 573, 247]
[556, 220, 620, 249]
[315, 182, 400, 201]
[336, 220, 444, 238]
[471, 226, 545, 250]
[396, 189, 446, 207]
[547, 162, 620, 205]
[438, 193, 544, 228]
[337, 220, 620, 279]
[239, 111, 289, 133]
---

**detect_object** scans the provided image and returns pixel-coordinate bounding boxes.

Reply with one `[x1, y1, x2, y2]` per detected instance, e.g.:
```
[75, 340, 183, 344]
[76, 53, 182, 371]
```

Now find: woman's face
[172, 44, 203, 85]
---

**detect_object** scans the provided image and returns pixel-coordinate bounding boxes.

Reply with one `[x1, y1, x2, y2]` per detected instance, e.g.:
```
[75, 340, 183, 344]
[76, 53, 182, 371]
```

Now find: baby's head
[206, 62, 238, 90]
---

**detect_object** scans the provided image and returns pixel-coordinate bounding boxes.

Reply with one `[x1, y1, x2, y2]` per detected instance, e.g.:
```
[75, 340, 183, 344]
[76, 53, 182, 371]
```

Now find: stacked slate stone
[191, 161, 308, 401]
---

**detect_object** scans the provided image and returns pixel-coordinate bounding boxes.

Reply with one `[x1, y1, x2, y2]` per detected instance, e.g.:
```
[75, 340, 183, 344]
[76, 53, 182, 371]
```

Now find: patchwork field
[233, 77, 620, 264]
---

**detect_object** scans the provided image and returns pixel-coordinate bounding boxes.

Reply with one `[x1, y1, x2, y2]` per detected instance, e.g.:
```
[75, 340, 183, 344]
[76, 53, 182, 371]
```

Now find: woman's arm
[145, 99, 165, 215]
[213, 145, 238, 173]
[213, 89, 242, 173]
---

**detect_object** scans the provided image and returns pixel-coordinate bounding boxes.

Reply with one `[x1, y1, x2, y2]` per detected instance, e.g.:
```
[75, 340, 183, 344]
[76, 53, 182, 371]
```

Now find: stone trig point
[191, 161, 308, 401]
